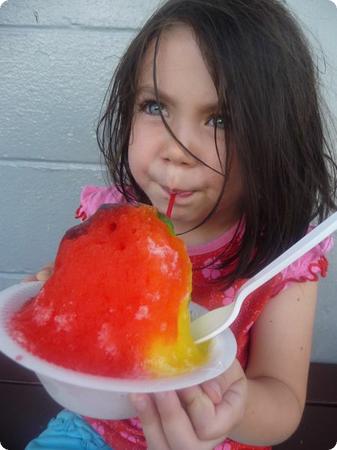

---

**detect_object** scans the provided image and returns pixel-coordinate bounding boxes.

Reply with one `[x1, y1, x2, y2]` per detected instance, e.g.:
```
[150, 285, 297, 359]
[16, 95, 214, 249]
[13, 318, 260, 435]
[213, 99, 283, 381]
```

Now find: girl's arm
[229, 280, 317, 445]
[132, 280, 318, 449]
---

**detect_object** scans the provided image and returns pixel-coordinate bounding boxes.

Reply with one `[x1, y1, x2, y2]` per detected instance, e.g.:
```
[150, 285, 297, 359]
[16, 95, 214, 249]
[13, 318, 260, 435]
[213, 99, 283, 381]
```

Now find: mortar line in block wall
[0, 158, 102, 171]
[0, 23, 140, 33]
[0, 272, 31, 278]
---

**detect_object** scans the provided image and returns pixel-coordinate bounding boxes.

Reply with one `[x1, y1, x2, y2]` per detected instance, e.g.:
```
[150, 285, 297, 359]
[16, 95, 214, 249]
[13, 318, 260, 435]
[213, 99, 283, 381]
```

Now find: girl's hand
[23, 262, 54, 282]
[130, 359, 247, 450]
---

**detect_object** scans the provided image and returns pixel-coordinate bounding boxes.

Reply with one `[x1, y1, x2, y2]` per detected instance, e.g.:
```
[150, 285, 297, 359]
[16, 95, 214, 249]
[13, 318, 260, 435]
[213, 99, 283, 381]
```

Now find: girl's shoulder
[75, 185, 127, 221]
[190, 223, 333, 309]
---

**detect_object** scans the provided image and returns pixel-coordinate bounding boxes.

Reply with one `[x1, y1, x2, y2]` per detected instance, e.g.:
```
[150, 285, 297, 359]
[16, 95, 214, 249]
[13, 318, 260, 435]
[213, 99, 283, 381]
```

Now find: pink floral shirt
[75, 185, 333, 450]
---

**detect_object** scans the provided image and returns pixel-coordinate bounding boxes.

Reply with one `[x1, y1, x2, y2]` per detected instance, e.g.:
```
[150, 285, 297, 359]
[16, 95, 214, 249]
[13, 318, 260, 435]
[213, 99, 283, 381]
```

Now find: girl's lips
[161, 185, 194, 198]
[174, 190, 194, 198]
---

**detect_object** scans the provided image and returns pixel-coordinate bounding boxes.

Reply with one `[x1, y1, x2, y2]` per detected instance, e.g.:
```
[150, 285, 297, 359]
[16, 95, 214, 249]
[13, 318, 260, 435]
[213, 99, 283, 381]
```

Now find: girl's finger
[178, 383, 209, 407]
[179, 360, 242, 409]
[23, 262, 54, 283]
[200, 379, 224, 404]
[36, 263, 54, 281]
[36, 268, 52, 281]
[178, 361, 246, 441]
[199, 377, 246, 441]
[154, 391, 220, 450]
[210, 377, 247, 437]
[129, 394, 169, 450]
[178, 386, 219, 441]
[201, 359, 245, 405]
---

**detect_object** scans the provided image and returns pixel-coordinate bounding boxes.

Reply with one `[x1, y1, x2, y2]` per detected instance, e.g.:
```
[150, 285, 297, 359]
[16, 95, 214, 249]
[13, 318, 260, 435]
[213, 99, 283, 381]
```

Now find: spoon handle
[237, 211, 337, 303]
[193, 211, 337, 343]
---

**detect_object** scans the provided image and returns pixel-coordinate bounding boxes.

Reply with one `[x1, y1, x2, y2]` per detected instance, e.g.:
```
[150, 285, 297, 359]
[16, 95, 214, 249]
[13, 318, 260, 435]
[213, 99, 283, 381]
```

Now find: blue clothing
[25, 410, 112, 450]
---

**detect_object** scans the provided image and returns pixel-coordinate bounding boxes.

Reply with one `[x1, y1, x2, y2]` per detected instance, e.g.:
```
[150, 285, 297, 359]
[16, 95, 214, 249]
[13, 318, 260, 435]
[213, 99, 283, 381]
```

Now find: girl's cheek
[129, 114, 142, 145]
[128, 146, 145, 188]
[128, 148, 137, 176]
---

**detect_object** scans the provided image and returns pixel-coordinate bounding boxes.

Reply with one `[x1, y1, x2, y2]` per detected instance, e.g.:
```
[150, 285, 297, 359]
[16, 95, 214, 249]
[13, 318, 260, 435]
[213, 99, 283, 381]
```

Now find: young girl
[26, 0, 337, 449]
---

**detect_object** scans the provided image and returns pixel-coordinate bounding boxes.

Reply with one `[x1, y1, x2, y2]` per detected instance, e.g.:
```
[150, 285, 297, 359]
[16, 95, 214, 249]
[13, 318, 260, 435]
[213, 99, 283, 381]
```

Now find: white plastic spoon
[191, 211, 337, 343]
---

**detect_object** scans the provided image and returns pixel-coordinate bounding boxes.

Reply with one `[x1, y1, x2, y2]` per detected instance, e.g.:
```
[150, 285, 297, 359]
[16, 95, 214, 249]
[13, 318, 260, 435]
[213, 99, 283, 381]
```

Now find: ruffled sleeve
[75, 185, 127, 221]
[271, 234, 334, 297]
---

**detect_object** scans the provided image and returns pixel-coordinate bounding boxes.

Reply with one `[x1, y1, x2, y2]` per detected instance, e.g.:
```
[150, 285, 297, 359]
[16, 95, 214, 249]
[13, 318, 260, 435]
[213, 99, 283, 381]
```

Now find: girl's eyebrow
[136, 85, 171, 104]
[136, 85, 220, 113]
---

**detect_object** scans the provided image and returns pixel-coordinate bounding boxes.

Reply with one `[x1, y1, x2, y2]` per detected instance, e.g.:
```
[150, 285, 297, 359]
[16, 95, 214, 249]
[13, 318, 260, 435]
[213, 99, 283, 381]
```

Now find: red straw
[166, 193, 177, 218]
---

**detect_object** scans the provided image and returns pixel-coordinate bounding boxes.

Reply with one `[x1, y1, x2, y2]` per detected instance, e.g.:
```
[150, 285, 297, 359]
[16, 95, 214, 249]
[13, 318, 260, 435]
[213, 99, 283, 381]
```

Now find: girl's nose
[162, 123, 197, 166]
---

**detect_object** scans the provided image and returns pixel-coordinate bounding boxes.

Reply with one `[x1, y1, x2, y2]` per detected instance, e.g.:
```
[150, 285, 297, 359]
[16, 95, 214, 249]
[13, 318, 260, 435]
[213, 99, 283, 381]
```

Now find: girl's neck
[175, 212, 241, 247]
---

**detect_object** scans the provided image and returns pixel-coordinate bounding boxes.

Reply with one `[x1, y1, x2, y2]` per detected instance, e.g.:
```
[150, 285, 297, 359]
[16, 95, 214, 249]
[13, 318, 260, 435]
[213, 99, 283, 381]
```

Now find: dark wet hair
[96, 0, 337, 287]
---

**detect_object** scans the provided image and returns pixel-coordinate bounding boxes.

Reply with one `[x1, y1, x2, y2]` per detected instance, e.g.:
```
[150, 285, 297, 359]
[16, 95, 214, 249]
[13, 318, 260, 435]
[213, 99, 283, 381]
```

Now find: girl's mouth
[173, 190, 194, 198]
[161, 185, 194, 198]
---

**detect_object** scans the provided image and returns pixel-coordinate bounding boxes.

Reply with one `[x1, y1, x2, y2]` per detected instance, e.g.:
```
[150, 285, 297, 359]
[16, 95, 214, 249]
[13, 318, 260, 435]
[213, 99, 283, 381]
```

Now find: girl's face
[129, 25, 243, 245]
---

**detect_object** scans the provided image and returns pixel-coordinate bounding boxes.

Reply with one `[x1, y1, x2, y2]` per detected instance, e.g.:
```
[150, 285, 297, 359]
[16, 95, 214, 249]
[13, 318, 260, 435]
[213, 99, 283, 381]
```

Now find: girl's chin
[168, 212, 200, 230]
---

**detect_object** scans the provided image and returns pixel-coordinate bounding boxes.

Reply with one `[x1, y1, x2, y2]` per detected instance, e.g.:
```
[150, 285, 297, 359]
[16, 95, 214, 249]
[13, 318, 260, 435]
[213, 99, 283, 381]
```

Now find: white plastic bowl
[0, 281, 237, 419]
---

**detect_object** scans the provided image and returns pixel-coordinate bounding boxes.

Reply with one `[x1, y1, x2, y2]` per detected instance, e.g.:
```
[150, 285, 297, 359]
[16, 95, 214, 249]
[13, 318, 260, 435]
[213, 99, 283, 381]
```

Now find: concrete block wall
[0, 0, 160, 286]
[0, 0, 336, 362]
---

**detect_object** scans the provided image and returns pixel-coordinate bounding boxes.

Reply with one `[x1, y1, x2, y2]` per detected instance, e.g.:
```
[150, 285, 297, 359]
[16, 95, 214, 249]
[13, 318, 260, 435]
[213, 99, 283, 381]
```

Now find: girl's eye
[207, 115, 225, 129]
[139, 100, 166, 116]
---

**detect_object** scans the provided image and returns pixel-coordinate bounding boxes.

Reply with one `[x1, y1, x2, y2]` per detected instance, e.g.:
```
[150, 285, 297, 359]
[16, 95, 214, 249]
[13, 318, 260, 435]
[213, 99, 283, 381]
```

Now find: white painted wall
[0, 0, 336, 361]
